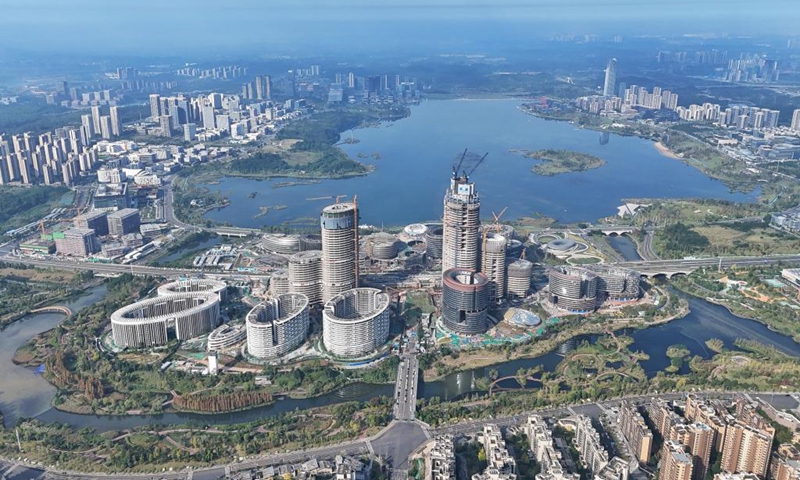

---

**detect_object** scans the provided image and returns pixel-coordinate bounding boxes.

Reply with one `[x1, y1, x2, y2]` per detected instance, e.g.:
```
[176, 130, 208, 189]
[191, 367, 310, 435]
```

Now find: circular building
[441, 269, 489, 335]
[320, 203, 358, 303]
[367, 232, 399, 260]
[546, 238, 577, 252]
[589, 265, 641, 303]
[506, 239, 524, 258]
[322, 287, 390, 358]
[425, 225, 444, 259]
[481, 233, 507, 302]
[207, 323, 247, 351]
[404, 223, 428, 239]
[507, 259, 533, 299]
[111, 292, 220, 348]
[262, 233, 302, 254]
[158, 278, 228, 303]
[288, 250, 323, 305]
[269, 270, 290, 296]
[246, 293, 310, 359]
[548, 267, 598, 313]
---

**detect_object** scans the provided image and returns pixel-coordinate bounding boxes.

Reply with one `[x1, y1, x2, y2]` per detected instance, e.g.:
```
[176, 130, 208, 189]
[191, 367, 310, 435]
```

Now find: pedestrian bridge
[29, 305, 72, 316]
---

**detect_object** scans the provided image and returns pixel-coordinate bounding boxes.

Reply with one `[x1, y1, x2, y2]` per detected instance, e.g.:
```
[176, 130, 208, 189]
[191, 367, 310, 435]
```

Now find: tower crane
[452, 148, 468, 177]
[465, 152, 489, 178]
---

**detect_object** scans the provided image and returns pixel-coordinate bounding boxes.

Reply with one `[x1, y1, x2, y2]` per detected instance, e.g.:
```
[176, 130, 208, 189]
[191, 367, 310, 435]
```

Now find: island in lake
[511, 148, 606, 176]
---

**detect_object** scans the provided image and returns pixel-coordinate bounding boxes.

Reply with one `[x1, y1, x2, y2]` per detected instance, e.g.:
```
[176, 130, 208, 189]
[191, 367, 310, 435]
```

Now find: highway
[0, 254, 270, 281]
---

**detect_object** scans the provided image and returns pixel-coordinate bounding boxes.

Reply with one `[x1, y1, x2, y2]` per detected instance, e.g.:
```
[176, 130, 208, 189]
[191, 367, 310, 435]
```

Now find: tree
[478, 447, 486, 462]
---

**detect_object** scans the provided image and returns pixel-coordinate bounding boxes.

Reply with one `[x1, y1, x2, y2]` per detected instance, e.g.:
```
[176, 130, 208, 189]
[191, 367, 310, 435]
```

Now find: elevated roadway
[617, 254, 800, 277]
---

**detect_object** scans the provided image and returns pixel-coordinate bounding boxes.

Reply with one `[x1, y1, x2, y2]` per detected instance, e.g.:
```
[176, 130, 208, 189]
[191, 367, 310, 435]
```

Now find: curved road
[2, 390, 797, 480]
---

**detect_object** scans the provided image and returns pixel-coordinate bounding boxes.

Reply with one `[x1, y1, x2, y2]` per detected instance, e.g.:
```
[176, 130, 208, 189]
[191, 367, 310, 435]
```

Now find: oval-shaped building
[322, 287, 390, 358]
[157, 278, 228, 303]
[246, 293, 310, 359]
[548, 266, 598, 313]
[111, 292, 220, 348]
[441, 269, 489, 335]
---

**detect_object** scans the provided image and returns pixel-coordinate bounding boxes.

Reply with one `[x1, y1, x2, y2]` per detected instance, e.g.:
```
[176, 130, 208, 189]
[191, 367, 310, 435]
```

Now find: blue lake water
[201, 99, 758, 228]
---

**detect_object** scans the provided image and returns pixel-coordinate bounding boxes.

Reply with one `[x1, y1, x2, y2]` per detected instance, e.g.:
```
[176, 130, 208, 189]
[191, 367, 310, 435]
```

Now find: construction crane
[335, 194, 349, 203]
[452, 148, 468, 177]
[465, 152, 489, 178]
[491, 207, 508, 231]
[482, 206, 508, 258]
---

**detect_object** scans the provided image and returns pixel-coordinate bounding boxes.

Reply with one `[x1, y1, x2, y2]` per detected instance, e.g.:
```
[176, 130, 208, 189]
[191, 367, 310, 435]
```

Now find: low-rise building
[107, 208, 141, 236]
[429, 434, 456, 480]
[55, 228, 100, 257]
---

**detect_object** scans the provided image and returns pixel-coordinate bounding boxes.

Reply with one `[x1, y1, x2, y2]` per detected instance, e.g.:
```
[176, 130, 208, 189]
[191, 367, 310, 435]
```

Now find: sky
[0, 0, 798, 57]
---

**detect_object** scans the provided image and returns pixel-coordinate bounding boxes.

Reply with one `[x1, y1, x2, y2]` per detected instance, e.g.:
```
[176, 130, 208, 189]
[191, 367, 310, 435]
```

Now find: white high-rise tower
[603, 58, 618, 97]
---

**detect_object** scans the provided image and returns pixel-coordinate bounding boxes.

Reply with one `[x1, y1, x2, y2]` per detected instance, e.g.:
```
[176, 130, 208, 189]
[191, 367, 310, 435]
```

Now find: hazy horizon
[1, 0, 798, 57]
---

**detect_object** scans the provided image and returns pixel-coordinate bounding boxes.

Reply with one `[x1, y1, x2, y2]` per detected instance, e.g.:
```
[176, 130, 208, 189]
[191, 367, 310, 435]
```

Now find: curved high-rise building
[441, 268, 489, 335]
[603, 58, 617, 97]
[548, 266, 599, 313]
[507, 259, 533, 300]
[442, 173, 480, 273]
[246, 293, 310, 359]
[321, 202, 358, 303]
[111, 292, 220, 348]
[157, 278, 228, 303]
[322, 288, 390, 358]
[269, 270, 290, 296]
[288, 250, 323, 305]
[481, 232, 507, 302]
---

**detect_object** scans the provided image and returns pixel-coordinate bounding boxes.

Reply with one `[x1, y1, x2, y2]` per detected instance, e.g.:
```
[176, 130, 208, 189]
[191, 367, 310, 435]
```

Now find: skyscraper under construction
[320, 201, 359, 303]
[442, 170, 481, 273]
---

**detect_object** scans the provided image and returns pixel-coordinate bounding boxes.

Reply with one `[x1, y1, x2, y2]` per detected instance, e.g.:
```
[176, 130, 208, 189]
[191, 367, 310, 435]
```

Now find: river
[200, 99, 757, 228]
[6, 291, 796, 432]
[0, 285, 107, 427]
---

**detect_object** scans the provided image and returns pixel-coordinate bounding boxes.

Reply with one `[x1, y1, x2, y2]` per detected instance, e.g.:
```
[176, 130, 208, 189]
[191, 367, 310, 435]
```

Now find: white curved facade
[322, 287, 390, 358]
[207, 323, 247, 351]
[288, 250, 323, 305]
[246, 293, 310, 359]
[158, 278, 228, 303]
[320, 203, 359, 303]
[111, 292, 220, 348]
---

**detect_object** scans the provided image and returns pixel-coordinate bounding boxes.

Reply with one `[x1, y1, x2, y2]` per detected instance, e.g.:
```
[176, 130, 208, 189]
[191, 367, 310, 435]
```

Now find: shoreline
[424, 297, 691, 381]
[654, 141, 681, 159]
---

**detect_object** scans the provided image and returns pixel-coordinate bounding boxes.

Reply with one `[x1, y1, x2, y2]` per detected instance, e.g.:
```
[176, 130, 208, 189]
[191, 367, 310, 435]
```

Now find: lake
[201, 99, 757, 228]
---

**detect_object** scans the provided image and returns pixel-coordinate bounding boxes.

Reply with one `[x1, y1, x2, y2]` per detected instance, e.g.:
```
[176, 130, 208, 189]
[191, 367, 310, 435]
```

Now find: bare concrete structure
[507, 259, 533, 299]
[321, 202, 359, 303]
[481, 232, 507, 302]
[442, 172, 480, 273]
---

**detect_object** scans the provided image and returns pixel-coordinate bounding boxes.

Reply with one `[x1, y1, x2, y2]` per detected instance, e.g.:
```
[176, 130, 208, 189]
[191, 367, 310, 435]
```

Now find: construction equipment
[335, 194, 349, 203]
[452, 148, 468, 177]
[465, 152, 489, 178]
